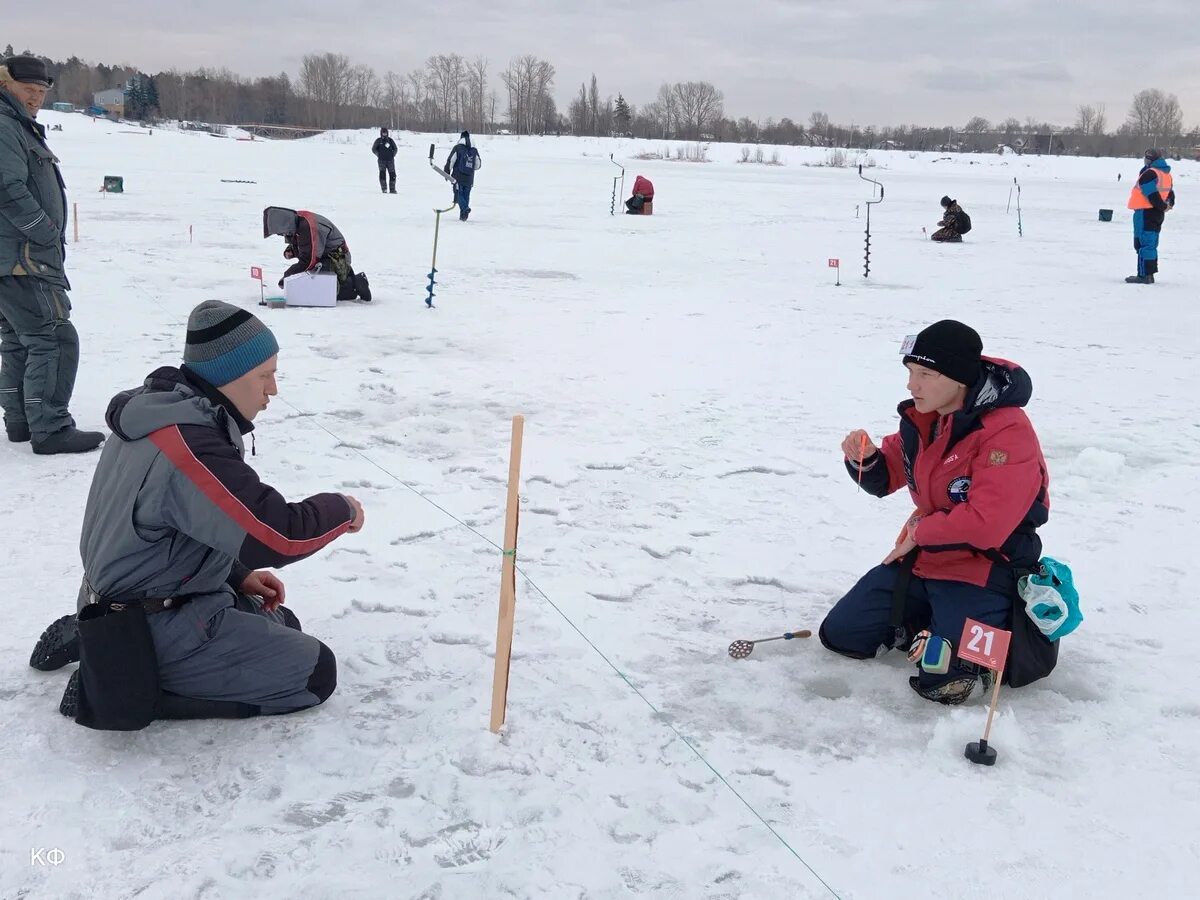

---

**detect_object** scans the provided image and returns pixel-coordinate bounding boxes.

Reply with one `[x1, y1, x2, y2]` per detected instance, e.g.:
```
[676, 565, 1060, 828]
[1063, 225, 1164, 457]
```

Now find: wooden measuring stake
[489, 415, 525, 733]
[980, 667, 1004, 741]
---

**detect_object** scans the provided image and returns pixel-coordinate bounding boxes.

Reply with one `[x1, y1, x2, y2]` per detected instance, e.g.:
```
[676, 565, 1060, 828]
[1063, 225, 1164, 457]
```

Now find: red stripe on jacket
[150, 425, 350, 558]
[298, 210, 321, 271]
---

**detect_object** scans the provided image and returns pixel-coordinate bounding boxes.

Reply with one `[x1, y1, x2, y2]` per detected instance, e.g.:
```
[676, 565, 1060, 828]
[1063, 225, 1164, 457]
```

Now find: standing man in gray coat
[0, 55, 102, 454]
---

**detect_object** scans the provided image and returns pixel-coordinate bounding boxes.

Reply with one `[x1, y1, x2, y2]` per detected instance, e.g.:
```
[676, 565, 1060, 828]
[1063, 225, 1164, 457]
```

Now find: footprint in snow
[433, 821, 507, 869]
[641, 544, 693, 560]
[311, 345, 349, 360]
[1162, 704, 1200, 720]
[733, 575, 803, 594]
[429, 632, 487, 648]
[718, 465, 794, 478]
[588, 584, 652, 603]
[391, 530, 437, 545]
[283, 800, 349, 828]
[386, 777, 416, 799]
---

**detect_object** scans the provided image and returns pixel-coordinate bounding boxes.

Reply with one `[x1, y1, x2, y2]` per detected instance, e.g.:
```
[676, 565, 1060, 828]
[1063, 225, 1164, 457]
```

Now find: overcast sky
[6, 0, 1199, 128]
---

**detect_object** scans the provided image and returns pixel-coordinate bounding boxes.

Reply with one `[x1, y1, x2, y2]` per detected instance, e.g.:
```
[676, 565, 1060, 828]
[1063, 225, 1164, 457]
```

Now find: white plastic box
[283, 272, 337, 308]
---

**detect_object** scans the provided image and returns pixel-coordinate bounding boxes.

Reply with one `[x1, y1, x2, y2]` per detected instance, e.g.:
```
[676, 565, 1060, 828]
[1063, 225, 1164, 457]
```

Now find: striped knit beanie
[183, 301, 279, 387]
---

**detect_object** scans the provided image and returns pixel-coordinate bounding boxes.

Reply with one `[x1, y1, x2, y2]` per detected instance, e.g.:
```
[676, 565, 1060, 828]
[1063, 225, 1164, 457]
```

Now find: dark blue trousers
[820, 564, 1012, 687]
[454, 179, 473, 219]
[1132, 210, 1160, 277]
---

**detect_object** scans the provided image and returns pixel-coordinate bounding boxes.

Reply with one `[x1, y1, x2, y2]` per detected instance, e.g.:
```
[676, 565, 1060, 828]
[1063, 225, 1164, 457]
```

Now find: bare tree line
[499, 55, 558, 135]
[6, 40, 1197, 155]
[944, 90, 1194, 156]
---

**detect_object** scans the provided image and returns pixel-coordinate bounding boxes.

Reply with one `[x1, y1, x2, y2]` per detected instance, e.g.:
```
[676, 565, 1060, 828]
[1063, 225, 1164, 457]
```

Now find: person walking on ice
[372, 127, 397, 194]
[444, 131, 481, 221]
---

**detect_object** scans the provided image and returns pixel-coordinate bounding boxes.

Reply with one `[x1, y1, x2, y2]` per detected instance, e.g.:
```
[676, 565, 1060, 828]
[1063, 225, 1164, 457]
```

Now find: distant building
[93, 88, 125, 118]
[1028, 133, 1066, 155]
[51, 101, 74, 113]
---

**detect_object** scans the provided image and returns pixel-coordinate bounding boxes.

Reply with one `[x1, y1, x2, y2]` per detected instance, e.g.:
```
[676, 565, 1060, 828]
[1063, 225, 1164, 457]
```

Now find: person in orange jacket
[820, 320, 1051, 705]
[1126, 148, 1175, 284]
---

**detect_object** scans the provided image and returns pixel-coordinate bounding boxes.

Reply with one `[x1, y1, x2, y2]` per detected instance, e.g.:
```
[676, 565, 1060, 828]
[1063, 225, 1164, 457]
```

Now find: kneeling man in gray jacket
[31, 300, 366, 725]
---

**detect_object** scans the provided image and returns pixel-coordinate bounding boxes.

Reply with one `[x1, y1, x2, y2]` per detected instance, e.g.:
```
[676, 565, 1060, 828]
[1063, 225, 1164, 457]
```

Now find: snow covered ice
[3, 114, 1199, 899]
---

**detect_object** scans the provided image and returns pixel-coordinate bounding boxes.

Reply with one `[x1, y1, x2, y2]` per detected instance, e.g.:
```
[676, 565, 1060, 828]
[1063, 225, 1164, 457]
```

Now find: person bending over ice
[263, 206, 371, 302]
[930, 196, 971, 242]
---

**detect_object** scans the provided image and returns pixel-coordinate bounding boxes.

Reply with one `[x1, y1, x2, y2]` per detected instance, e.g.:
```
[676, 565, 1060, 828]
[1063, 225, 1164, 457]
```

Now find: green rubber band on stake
[502, 549, 516, 558]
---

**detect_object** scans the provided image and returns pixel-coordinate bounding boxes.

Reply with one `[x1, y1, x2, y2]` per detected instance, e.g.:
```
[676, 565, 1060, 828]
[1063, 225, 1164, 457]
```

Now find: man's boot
[354, 273, 372, 302]
[909, 674, 977, 705]
[59, 669, 80, 718]
[32, 427, 105, 455]
[6, 421, 30, 443]
[30, 613, 80, 671]
[1125, 274, 1154, 284]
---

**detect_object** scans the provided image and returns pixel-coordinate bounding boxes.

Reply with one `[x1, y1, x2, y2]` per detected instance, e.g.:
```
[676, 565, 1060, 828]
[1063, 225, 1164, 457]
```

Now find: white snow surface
[3, 115, 1199, 899]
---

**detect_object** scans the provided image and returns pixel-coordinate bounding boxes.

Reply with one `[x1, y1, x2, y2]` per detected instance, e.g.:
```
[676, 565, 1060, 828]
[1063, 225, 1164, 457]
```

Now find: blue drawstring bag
[1018, 557, 1082, 641]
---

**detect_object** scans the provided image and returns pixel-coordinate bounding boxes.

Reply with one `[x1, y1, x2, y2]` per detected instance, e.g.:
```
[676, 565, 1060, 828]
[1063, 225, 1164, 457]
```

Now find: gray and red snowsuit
[75, 366, 356, 718]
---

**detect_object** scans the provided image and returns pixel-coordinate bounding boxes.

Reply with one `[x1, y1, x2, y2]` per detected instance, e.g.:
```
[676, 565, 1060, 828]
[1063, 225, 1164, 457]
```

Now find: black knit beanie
[902, 319, 982, 386]
[184, 300, 279, 387]
[940, 195, 953, 208]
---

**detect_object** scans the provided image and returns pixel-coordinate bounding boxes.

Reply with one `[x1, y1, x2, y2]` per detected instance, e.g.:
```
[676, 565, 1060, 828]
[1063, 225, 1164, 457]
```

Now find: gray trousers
[0, 274, 78, 438]
[148, 592, 336, 714]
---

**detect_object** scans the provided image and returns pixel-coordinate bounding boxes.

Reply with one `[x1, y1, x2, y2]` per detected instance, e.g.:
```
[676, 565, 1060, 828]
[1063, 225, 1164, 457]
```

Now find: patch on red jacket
[988, 449, 1009, 466]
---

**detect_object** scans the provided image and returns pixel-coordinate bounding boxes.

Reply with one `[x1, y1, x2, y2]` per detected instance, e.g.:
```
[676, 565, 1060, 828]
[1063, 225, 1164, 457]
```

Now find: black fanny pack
[74, 599, 166, 731]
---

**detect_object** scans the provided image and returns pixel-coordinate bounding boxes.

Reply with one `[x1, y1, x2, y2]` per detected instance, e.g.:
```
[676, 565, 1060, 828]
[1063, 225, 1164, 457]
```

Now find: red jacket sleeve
[914, 418, 1042, 552]
[845, 431, 908, 497]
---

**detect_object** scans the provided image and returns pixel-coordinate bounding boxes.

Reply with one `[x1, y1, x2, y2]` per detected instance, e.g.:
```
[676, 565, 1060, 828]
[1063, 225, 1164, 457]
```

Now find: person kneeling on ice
[625, 175, 654, 214]
[30, 301, 367, 726]
[930, 196, 971, 242]
[820, 320, 1051, 705]
[263, 206, 371, 302]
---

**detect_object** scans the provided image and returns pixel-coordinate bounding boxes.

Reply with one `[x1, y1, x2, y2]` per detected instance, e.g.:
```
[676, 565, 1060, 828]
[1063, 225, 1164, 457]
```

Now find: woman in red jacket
[820, 320, 1050, 705]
